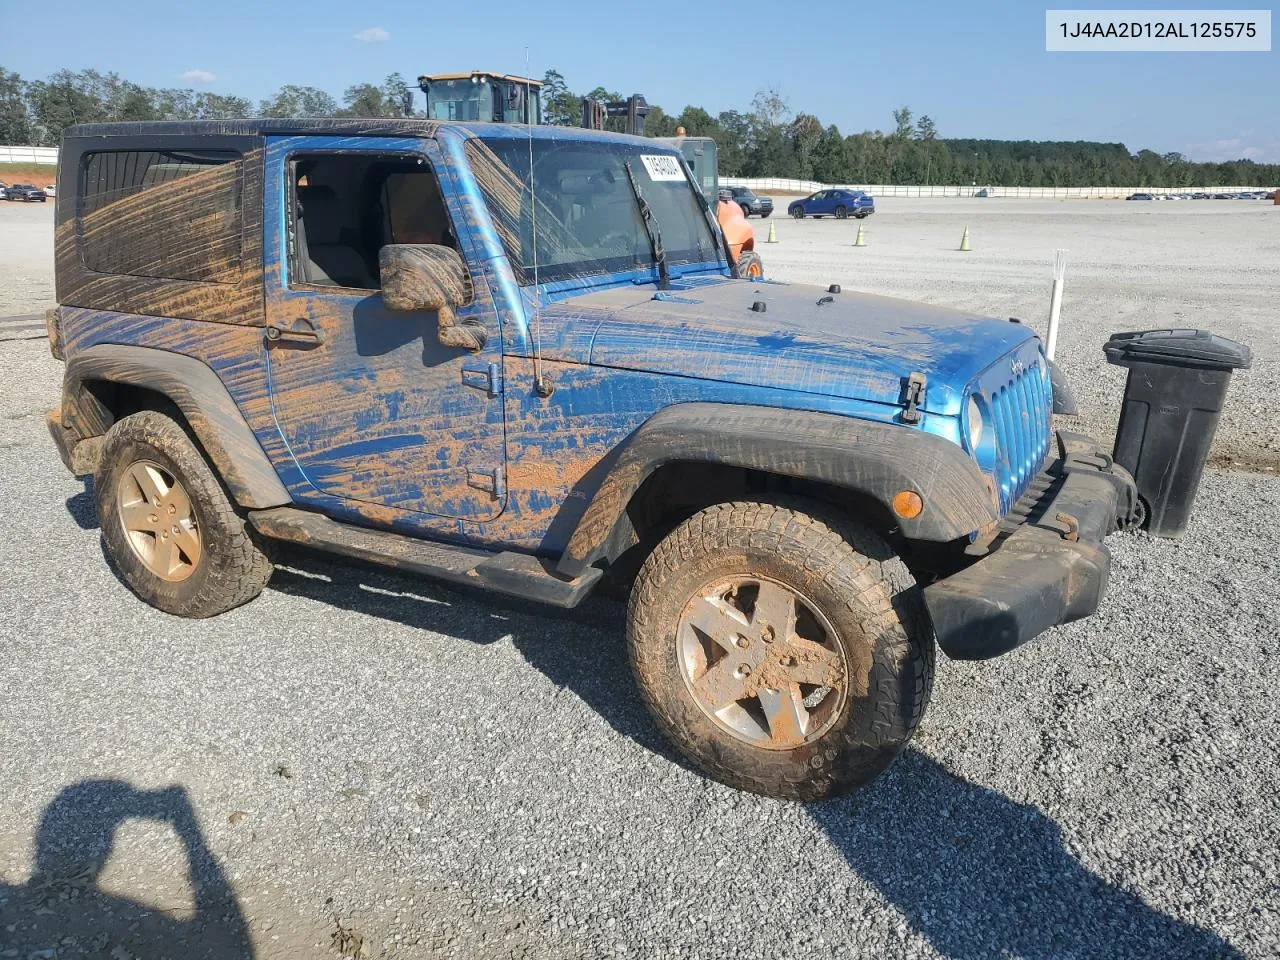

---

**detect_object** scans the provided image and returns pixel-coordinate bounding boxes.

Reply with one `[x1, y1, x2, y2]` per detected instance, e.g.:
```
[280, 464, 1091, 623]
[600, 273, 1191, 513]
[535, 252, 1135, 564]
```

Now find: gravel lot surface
[0, 198, 1277, 959]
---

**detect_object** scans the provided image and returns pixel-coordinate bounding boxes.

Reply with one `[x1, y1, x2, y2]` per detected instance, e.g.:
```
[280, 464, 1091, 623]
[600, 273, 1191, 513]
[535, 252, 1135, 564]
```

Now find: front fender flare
[557, 403, 998, 578]
[63, 344, 290, 509]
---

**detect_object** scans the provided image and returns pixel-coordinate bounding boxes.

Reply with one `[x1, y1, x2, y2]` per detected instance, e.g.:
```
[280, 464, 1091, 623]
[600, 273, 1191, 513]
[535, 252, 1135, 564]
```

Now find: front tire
[627, 500, 933, 800]
[834, 205, 848, 219]
[790, 207, 805, 219]
[739, 203, 752, 218]
[96, 410, 273, 618]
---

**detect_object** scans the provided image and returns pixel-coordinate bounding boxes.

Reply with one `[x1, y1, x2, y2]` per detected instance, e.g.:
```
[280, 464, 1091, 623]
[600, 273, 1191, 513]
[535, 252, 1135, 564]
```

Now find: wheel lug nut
[171, 526, 179, 534]
[734, 636, 749, 649]
[168, 505, 176, 515]
[148, 514, 158, 524]
[734, 664, 751, 679]
[782, 655, 797, 667]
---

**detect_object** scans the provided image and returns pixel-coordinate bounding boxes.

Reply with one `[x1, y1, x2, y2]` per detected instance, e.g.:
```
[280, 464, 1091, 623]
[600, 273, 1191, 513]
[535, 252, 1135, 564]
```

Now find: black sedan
[3, 184, 47, 202]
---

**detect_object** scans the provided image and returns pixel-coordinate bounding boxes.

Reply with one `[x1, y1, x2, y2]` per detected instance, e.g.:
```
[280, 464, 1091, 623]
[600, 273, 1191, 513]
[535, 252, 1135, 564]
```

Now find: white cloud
[353, 26, 389, 42]
[1184, 134, 1279, 164]
[180, 69, 217, 84]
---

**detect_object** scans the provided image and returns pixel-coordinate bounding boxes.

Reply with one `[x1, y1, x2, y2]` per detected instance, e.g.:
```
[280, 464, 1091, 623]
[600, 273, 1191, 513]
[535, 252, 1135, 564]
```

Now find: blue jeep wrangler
[46, 119, 1139, 799]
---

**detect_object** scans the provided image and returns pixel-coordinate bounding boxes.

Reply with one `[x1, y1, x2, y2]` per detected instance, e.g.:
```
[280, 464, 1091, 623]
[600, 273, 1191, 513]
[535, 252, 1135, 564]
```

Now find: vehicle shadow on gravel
[810, 750, 1243, 959]
[265, 551, 1241, 959]
[0, 779, 252, 959]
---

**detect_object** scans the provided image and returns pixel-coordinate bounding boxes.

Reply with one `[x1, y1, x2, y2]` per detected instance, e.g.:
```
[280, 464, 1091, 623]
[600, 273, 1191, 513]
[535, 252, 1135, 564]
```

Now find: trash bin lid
[1103, 329, 1252, 370]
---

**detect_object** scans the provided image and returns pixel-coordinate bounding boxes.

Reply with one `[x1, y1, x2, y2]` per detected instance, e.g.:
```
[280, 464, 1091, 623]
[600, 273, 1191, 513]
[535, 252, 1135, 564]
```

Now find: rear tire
[627, 499, 934, 800]
[95, 410, 273, 618]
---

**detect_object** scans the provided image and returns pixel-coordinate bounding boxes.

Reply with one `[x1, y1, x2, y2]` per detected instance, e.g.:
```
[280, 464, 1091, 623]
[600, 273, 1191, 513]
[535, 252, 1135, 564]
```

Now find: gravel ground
[1, 198, 1278, 959]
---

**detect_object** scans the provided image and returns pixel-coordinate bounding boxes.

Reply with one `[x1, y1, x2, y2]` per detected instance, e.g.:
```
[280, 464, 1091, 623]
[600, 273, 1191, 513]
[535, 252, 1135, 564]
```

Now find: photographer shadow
[0, 780, 251, 959]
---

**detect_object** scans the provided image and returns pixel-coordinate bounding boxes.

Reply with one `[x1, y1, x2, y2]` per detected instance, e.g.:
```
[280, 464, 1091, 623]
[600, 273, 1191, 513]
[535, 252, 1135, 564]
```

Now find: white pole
[1046, 249, 1068, 361]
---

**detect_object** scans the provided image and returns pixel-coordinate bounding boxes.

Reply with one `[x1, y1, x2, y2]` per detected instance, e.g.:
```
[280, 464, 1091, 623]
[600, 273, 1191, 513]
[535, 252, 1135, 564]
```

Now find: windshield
[426, 80, 492, 121]
[466, 136, 722, 286]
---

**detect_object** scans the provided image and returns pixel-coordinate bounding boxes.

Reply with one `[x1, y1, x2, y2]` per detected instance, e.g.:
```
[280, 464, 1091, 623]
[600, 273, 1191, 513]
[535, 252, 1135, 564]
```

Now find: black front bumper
[923, 432, 1140, 660]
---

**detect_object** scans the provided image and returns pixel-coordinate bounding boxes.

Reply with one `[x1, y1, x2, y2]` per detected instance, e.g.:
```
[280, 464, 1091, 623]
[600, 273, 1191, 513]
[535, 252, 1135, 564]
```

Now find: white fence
[721, 177, 1272, 199]
[0, 145, 58, 165]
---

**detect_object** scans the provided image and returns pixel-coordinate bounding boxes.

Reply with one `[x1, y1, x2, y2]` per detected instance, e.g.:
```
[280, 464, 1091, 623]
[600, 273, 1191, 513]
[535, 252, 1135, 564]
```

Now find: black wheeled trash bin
[1103, 329, 1252, 537]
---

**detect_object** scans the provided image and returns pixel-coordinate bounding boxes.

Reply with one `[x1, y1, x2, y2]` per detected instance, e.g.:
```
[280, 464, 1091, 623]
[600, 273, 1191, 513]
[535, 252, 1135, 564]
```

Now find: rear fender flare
[556, 403, 998, 578]
[63, 344, 290, 509]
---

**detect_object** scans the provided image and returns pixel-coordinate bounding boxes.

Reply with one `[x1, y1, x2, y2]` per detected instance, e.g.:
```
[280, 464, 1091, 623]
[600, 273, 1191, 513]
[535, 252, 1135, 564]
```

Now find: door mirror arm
[379, 244, 486, 351]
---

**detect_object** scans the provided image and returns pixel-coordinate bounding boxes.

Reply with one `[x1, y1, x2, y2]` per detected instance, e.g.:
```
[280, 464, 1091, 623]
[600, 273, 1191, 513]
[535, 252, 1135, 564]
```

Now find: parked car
[4, 183, 47, 202]
[1267, 191, 1276, 200]
[788, 188, 874, 219]
[722, 186, 773, 218]
[1126, 193, 1154, 200]
[0, 181, 7, 197]
[46, 119, 1143, 802]
[44, 184, 56, 198]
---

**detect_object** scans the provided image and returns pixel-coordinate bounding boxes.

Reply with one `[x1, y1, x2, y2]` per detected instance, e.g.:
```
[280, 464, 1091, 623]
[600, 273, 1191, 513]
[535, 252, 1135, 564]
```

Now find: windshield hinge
[901, 372, 927, 424]
[461, 361, 503, 398]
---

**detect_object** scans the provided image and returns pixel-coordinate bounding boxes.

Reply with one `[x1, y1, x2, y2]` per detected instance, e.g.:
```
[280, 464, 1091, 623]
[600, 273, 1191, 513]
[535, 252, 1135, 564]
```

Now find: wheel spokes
[120, 499, 157, 533]
[684, 595, 750, 653]
[677, 575, 848, 750]
[692, 657, 752, 709]
[171, 520, 202, 569]
[751, 580, 796, 640]
[758, 684, 809, 746]
[116, 460, 201, 583]
[781, 635, 845, 688]
[128, 462, 167, 506]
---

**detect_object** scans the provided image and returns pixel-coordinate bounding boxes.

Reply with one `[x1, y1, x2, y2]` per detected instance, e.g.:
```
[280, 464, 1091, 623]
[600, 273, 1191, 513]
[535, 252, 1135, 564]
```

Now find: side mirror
[379, 244, 485, 351]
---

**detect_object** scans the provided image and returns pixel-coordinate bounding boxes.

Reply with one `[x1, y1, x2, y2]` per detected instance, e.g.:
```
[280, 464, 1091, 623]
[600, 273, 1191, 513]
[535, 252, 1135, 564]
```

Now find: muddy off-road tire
[95, 411, 273, 618]
[628, 499, 933, 800]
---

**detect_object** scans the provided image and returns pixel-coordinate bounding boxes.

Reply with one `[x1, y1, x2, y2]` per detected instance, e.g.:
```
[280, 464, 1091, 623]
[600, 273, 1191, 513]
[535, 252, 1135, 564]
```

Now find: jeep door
[262, 135, 507, 523]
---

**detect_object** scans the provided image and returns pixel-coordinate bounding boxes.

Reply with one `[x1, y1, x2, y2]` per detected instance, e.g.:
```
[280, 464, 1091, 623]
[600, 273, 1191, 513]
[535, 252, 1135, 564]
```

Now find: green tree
[257, 85, 337, 118]
[27, 70, 108, 145]
[540, 69, 579, 126]
[382, 73, 412, 116]
[892, 106, 914, 140]
[0, 68, 32, 144]
[340, 83, 388, 117]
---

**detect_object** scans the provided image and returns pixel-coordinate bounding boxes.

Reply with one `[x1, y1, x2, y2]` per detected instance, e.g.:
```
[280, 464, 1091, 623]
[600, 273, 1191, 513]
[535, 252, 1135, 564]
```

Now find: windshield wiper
[623, 161, 671, 290]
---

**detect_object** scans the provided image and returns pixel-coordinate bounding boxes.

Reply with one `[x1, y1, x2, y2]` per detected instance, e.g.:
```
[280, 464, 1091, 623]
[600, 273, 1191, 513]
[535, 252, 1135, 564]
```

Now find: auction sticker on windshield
[640, 155, 685, 181]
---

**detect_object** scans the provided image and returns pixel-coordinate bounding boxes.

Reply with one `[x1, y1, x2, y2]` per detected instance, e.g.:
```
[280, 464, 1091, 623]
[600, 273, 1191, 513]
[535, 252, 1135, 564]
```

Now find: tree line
[2, 65, 1275, 188]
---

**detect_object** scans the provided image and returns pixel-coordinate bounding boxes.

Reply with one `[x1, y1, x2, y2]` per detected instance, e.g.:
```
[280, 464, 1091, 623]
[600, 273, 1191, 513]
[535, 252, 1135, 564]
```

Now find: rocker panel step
[248, 507, 602, 608]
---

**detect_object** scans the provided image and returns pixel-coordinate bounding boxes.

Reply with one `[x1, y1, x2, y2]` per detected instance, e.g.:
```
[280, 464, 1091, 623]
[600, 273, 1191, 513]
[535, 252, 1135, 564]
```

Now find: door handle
[266, 320, 325, 347]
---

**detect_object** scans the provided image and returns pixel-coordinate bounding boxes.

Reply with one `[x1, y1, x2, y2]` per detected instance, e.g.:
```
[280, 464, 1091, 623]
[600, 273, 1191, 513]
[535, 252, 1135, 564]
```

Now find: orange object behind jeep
[717, 199, 760, 277]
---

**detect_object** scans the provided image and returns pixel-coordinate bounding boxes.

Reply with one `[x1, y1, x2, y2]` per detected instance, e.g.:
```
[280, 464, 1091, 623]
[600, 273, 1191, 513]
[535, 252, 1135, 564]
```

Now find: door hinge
[467, 468, 506, 499]
[901, 372, 927, 424]
[461, 362, 503, 398]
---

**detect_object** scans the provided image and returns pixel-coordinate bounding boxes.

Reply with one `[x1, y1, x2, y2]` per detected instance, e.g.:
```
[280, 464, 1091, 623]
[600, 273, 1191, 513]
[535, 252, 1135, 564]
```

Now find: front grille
[988, 357, 1054, 514]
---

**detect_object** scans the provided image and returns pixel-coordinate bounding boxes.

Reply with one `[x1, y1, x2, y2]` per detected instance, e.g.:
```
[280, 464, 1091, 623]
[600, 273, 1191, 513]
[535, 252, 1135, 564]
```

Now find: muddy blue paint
[55, 122, 1052, 564]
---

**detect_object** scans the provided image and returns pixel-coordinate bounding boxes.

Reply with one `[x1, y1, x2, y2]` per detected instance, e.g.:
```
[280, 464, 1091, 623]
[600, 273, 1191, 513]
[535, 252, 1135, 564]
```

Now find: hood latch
[901, 372, 927, 424]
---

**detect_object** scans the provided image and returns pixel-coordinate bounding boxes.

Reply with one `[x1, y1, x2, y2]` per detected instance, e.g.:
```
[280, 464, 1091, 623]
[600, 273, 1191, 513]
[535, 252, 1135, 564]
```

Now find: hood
[539, 279, 1037, 415]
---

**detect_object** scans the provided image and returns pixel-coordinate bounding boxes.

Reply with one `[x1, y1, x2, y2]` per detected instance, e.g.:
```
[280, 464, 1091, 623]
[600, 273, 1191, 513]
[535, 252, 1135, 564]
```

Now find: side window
[287, 154, 455, 291]
[79, 149, 242, 283]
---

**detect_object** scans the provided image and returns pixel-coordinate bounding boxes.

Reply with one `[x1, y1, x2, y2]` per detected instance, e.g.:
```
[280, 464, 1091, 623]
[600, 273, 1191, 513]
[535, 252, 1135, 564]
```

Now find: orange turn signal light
[892, 490, 924, 519]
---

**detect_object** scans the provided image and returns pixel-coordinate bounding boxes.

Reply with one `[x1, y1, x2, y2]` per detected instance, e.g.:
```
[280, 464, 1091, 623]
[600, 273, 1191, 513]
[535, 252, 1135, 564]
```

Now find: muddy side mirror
[379, 244, 485, 351]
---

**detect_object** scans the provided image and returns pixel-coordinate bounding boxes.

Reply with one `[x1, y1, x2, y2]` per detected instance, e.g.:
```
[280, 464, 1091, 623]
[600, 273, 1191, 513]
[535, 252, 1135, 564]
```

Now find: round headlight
[966, 396, 984, 452]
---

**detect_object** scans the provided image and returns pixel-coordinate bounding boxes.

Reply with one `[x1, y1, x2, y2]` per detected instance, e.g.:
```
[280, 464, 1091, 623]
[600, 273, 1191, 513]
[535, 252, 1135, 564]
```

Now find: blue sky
[4, 0, 1277, 161]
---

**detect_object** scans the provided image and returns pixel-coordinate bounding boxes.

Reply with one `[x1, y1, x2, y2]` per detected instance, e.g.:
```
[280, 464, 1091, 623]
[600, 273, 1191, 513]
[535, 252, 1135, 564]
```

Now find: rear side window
[79, 150, 242, 284]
